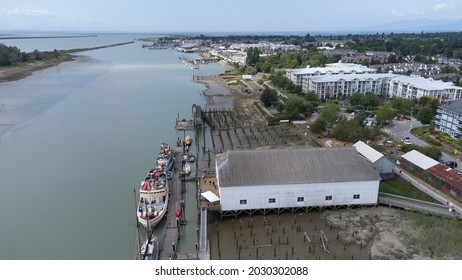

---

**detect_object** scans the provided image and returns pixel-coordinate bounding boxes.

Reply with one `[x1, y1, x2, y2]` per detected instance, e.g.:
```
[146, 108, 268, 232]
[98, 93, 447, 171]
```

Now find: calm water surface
[0, 35, 225, 259]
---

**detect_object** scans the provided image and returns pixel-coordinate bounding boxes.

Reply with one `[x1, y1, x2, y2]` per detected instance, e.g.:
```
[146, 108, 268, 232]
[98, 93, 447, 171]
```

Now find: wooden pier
[159, 147, 187, 260]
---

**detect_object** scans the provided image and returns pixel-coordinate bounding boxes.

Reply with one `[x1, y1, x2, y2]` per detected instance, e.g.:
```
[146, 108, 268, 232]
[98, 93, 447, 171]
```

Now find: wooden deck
[159, 147, 185, 259]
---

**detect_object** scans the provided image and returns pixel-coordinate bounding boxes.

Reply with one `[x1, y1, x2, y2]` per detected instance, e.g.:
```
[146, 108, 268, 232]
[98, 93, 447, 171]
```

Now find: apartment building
[435, 99, 462, 139]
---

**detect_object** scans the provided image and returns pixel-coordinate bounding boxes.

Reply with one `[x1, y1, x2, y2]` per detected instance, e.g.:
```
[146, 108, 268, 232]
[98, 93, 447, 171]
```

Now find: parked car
[445, 161, 458, 168]
[404, 137, 412, 145]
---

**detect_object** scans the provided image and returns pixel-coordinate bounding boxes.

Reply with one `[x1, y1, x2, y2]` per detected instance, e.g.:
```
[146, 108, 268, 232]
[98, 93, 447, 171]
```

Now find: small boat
[138, 234, 159, 260]
[182, 163, 191, 176]
[184, 135, 192, 147]
[176, 209, 181, 218]
[156, 143, 174, 171]
[188, 154, 196, 163]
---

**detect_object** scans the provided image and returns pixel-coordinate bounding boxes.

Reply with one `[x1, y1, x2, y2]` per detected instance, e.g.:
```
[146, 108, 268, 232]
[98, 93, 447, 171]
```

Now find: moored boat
[138, 234, 159, 260]
[156, 143, 174, 171]
[137, 169, 169, 228]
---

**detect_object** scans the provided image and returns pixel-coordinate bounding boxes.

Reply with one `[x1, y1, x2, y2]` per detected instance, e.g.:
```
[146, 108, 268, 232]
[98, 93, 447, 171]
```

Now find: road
[385, 119, 462, 172]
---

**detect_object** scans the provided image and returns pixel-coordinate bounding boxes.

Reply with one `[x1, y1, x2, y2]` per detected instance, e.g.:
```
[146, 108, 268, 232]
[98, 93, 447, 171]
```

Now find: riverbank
[0, 57, 73, 83]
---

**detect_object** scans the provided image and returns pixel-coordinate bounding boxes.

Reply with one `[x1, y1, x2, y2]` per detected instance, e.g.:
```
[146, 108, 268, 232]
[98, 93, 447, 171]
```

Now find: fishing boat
[137, 169, 169, 228]
[156, 143, 174, 171]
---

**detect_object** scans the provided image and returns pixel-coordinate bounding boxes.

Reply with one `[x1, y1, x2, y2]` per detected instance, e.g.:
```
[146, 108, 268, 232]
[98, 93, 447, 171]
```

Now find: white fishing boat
[137, 169, 169, 228]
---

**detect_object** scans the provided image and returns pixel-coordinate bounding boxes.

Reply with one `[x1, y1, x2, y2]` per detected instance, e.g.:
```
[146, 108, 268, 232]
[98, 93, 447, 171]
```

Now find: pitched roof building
[216, 147, 381, 214]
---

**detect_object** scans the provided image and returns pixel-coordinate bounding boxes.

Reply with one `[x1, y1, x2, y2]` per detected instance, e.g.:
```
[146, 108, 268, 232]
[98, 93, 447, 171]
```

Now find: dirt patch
[0, 57, 73, 83]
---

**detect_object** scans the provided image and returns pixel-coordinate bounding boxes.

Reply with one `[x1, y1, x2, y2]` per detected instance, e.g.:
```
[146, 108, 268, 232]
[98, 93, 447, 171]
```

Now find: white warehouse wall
[219, 180, 379, 211]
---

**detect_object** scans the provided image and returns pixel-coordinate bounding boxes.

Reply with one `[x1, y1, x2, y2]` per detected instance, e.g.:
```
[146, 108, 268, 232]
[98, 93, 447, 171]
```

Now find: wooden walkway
[159, 147, 185, 259]
[378, 192, 460, 218]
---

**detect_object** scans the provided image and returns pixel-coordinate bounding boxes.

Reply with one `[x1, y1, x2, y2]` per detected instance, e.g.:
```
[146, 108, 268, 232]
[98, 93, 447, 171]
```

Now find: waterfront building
[215, 148, 381, 216]
[353, 141, 395, 179]
[435, 99, 462, 139]
[286, 63, 462, 102]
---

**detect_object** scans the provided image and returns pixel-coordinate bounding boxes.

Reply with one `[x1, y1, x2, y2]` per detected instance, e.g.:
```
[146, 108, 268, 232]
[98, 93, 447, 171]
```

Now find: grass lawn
[379, 177, 438, 203]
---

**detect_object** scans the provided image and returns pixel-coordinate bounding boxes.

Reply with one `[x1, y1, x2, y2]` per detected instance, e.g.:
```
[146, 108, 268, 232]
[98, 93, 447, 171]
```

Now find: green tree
[246, 47, 260, 66]
[376, 105, 394, 124]
[305, 92, 318, 102]
[332, 120, 363, 142]
[360, 93, 380, 109]
[285, 97, 310, 119]
[260, 87, 278, 107]
[319, 103, 340, 125]
[419, 146, 442, 160]
[310, 118, 327, 133]
[417, 106, 434, 124]
[349, 93, 363, 106]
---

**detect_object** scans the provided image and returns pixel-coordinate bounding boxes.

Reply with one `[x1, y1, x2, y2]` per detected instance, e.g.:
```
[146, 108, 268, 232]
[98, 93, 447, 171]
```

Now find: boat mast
[134, 187, 142, 260]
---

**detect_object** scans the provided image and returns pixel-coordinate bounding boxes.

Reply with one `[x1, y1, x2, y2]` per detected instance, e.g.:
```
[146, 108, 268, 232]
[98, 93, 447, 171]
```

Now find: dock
[159, 146, 186, 260]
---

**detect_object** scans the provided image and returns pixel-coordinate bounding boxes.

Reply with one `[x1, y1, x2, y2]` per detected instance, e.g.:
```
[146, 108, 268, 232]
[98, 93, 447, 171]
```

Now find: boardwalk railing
[378, 192, 460, 219]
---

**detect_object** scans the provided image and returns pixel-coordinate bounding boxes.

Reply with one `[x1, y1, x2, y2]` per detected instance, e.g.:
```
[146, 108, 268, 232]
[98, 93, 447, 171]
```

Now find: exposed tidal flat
[0, 35, 226, 259]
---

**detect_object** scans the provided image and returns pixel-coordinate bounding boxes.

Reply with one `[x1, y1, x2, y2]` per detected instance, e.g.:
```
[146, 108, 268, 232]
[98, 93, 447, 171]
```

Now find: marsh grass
[379, 177, 437, 203]
[400, 211, 462, 258]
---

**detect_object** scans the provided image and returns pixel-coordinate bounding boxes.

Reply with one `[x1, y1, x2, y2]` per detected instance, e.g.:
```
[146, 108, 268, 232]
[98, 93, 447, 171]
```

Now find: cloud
[391, 9, 404, 17]
[0, 8, 50, 16]
[408, 9, 425, 17]
[433, 3, 454, 11]
[391, 8, 425, 18]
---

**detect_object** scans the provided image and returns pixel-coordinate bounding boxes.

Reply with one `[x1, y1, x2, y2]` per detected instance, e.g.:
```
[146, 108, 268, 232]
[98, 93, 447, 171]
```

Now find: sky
[0, 0, 461, 33]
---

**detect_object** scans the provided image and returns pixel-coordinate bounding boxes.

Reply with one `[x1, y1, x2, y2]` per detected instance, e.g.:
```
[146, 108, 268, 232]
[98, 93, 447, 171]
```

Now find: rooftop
[216, 147, 381, 188]
[353, 141, 384, 163]
[391, 75, 461, 91]
[402, 150, 439, 170]
[287, 62, 377, 76]
[440, 99, 462, 115]
[309, 73, 395, 83]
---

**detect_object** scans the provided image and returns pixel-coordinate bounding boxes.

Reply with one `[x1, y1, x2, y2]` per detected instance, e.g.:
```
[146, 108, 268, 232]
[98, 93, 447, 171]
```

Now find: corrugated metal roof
[353, 141, 384, 163]
[427, 164, 462, 193]
[401, 150, 439, 170]
[217, 147, 381, 187]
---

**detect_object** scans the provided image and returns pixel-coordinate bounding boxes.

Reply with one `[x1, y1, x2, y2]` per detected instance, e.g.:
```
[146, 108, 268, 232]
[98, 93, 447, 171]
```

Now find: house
[215, 147, 381, 216]
[435, 99, 462, 139]
[353, 141, 395, 179]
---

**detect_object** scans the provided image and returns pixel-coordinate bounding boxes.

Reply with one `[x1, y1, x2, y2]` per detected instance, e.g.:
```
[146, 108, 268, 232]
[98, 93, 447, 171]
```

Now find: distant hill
[356, 18, 462, 33]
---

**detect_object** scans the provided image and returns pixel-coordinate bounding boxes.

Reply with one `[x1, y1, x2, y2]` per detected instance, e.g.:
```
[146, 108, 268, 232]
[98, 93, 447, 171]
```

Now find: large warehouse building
[215, 147, 381, 216]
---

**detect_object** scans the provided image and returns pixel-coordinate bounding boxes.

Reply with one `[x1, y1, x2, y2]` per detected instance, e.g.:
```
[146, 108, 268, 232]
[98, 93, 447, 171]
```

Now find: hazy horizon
[0, 1, 461, 34]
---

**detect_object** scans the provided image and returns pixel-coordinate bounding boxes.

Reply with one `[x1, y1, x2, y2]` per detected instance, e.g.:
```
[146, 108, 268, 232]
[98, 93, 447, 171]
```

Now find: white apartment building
[287, 63, 462, 102]
[286, 62, 377, 87]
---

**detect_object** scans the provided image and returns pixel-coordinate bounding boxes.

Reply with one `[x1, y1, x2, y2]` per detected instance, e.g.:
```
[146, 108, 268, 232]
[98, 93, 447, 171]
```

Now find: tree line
[0, 44, 63, 67]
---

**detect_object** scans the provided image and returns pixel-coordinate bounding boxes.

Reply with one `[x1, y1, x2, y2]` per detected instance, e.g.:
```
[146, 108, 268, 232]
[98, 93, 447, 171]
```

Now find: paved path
[395, 166, 462, 215]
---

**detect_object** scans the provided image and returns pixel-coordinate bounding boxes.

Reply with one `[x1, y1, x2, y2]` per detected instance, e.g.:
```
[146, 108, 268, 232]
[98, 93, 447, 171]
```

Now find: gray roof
[216, 148, 381, 187]
[440, 99, 462, 115]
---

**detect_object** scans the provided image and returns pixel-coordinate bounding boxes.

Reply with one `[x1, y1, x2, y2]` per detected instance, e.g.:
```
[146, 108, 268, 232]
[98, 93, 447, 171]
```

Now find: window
[269, 198, 276, 203]
[297, 197, 304, 202]
[240, 199, 247, 205]
[353, 194, 360, 199]
[325, 196, 332, 201]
